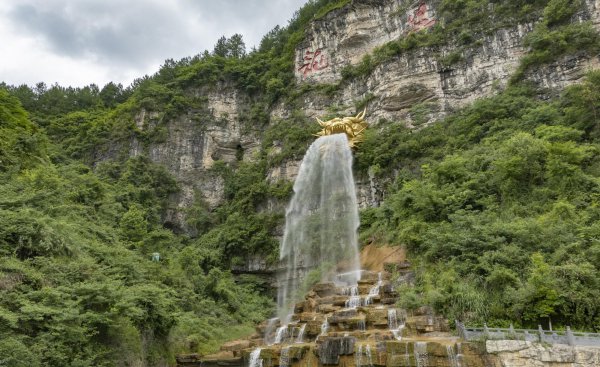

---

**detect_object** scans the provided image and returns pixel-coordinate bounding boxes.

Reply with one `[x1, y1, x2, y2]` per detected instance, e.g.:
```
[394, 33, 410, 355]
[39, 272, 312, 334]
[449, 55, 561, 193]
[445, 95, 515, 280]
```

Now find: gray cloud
[8, 1, 192, 67]
[1, 0, 307, 86]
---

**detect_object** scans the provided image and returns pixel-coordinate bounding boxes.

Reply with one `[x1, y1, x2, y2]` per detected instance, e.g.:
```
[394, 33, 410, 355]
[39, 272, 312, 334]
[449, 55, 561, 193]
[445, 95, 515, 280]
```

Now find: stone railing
[455, 320, 600, 347]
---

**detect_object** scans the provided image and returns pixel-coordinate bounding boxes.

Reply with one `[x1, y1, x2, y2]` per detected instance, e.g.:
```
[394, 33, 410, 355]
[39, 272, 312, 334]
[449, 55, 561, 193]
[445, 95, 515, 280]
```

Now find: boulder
[312, 282, 338, 297]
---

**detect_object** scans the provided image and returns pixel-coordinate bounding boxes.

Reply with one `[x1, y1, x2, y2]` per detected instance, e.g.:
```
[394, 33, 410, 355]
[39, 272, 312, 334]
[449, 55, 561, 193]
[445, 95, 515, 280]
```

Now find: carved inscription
[298, 48, 329, 75]
[407, 2, 436, 31]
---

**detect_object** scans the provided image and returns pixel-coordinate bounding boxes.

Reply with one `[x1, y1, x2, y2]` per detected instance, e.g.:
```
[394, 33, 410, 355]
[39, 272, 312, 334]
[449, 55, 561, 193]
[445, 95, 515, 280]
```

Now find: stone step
[325, 330, 398, 341]
[234, 339, 487, 367]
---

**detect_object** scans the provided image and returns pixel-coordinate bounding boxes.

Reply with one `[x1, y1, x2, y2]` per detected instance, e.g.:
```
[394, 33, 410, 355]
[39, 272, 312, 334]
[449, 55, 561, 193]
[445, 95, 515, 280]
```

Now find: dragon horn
[355, 109, 366, 120]
[316, 117, 326, 126]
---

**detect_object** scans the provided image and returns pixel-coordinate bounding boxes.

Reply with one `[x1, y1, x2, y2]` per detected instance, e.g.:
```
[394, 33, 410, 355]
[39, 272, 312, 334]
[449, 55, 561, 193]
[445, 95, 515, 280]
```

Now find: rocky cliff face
[129, 85, 262, 232]
[130, 0, 600, 232]
[293, 0, 600, 124]
[486, 340, 600, 367]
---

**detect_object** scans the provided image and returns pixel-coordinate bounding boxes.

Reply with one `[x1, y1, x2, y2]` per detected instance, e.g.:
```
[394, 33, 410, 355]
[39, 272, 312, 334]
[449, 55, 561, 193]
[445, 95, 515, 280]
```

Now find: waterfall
[364, 272, 382, 305]
[280, 346, 290, 367]
[403, 342, 411, 367]
[388, 308, 406, 340]
[365, 345, 374, 367]
[355, 344, 363, 367]
[388, 308, 398, 329]
[344, 285, 362, 308]
[456, 343, 464, 367]
[358, 319, 366, 331]
[414, 342, 429, 367]
[248, 348, 263, 367]
[320, 317, 329, 336]
[296, 323, 306, 343]
[277, 134, 361, 320]
[274, 325, 288, 344]
[356, 344, 374, 367]
[264, 318, 278, 345]
[446, 345, 460, 367]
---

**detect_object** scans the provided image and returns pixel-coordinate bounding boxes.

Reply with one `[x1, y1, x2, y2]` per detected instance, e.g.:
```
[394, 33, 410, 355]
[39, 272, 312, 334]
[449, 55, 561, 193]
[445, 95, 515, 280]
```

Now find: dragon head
[314, 109, 368, 148]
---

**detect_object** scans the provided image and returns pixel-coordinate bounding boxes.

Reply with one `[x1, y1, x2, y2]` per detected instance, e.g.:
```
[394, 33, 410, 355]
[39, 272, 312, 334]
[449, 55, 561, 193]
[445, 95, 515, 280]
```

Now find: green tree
[119, 205, 148, 243]
[511, 253, 563, 328]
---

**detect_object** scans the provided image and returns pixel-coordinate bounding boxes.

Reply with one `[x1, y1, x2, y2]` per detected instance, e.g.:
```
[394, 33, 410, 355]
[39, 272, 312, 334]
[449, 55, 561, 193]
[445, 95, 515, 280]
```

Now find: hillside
[1, 0, 600, 365]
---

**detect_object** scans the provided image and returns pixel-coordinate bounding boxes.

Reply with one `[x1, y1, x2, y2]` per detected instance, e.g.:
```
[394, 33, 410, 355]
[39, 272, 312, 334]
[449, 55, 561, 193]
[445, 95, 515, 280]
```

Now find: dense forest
[1, 0, 599, 365]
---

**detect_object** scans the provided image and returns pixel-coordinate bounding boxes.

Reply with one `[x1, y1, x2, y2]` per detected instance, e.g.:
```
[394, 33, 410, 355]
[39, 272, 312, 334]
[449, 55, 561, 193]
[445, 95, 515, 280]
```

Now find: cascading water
[273, 326, 288, 344]
[277, 134, 361, 321]
[357, 319, 366, 331]
[365, 345, 374, 367]
[414, 342, 429, 367]
[280, 346, 290, 367]
[263, 318, 278, 345]
[403, 342, 411, 367]
[344, 285, 361, 308]
[388, 308, 406, 340]
[355, 344, 374, 367]
[320, 317, 329, 336]
[296, 323, 306, 343]
[388, 308, 398, 329]
[446, 345, 461, 367]
[355, 345, 363, 367]
[456, 342, 464, 367]
[364, 272, 382, 305]
[248, 348, 263, 367]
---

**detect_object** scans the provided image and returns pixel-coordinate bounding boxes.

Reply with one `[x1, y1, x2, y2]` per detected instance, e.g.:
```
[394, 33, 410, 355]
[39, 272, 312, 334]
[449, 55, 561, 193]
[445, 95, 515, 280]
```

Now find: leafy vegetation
[2, 0, 600, 365]
[357, 72, 600, 331]
[1, 1, 355, 364]
[0, 90, 275, 365]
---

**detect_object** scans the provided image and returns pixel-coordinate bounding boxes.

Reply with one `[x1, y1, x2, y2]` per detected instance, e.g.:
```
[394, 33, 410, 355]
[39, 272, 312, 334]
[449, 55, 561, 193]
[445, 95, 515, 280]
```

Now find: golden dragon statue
[314, 109, 368, 148]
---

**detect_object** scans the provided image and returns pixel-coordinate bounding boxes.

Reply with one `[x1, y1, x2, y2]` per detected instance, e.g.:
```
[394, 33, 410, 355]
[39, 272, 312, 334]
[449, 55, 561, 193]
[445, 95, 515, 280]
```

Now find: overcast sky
[0, 0, 308, 88]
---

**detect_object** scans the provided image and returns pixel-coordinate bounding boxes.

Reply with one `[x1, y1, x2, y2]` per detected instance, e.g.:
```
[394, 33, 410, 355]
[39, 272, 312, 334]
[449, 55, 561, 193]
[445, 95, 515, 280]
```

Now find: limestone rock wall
[265, 0, 600, 209]
[121, 0, 600, 230]
[293, 0, 600, 126]
[131, 86, 262, 232]
[487, 340, 600, 367]
[294, 0, 437, 84]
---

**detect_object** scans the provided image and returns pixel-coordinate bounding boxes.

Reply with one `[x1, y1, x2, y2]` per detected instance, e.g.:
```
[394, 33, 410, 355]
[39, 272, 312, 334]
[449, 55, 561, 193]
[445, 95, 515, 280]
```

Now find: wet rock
[406, 315, 449, 333]
[220, 339, 251, 352]
[380, 297, 397, 305]
[317, 336, 356, 364]
[305, 319, 325, 337]
[318, 304, 341, 313]
[413, 306, 434, 316]
[318, 295, 348, 306]
[365, 308, 388, 327]
[333, 308, 359, 318]
[294, 312, 320, 323]
[313, 282, 338, 297]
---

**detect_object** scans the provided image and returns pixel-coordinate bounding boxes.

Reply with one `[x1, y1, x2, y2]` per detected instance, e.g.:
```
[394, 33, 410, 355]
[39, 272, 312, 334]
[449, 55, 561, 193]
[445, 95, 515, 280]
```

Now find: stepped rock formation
[177, 268, 600, 367]
[177, 269, 483, 367]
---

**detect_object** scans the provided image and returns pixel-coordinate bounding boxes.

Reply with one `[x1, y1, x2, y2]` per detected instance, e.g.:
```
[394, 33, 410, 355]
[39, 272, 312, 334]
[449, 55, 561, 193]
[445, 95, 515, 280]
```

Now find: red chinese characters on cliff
[407, 3, 436, 31]
[298, 48, 329, 75]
